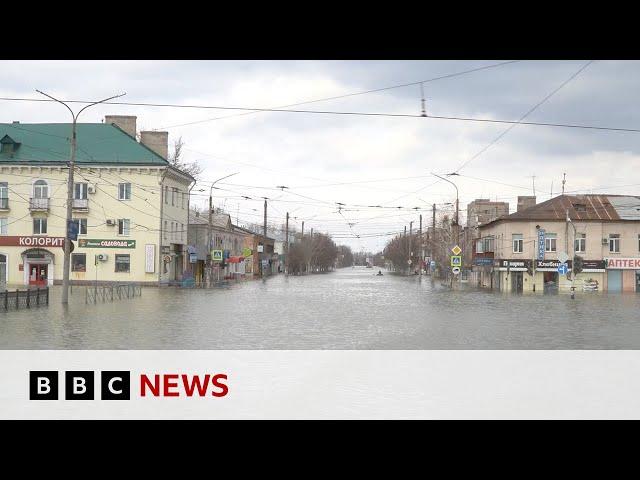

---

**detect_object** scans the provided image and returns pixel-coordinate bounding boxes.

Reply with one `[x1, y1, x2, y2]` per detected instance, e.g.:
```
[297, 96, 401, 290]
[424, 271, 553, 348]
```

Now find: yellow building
[0, 116, 194, 287]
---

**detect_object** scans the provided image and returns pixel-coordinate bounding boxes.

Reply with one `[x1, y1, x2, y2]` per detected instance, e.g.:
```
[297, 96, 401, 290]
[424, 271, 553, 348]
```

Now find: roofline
[479, 216, 640, 229]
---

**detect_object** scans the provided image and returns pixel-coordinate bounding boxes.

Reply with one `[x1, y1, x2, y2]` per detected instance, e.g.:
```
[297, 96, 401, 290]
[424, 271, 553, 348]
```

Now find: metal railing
[72, 198, 89, 209]
[1, 287, 49, 310]
[29, 197, 49, 211]
[86, 283, 142, 304]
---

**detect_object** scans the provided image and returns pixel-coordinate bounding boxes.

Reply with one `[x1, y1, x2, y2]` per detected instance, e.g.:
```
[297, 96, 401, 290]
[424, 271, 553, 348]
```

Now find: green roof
[0, 123, 168, 166]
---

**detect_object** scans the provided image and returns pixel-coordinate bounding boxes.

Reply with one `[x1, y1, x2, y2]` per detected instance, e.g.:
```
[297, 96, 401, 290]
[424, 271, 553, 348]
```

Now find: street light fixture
[36, 90, 126, 305]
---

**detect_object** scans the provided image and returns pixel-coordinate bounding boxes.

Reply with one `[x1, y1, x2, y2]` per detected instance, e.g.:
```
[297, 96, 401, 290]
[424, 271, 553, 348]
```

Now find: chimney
[517, 196, 536, 212]
[104, 115, 137, 138]
[140, 131, 169, 160]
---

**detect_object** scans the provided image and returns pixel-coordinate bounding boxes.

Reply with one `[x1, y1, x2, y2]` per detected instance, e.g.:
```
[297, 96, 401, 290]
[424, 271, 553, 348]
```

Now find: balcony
[72, 198, 89, 211]
[0, 198, 8, 210]
[29, 198, 49, 212]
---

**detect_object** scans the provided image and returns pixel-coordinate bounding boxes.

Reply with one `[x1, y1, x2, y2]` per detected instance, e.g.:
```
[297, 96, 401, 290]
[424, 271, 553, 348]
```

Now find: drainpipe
[158, 168, 167, 286]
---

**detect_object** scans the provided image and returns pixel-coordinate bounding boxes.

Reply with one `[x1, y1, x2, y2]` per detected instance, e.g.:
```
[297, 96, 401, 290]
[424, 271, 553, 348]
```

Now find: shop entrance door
[511, 271, 524, 293]
[29, 264, 48, 286]
[543, 271, 558, 294]
[607, 270, 622, 293]
[635, 271, 640, 292]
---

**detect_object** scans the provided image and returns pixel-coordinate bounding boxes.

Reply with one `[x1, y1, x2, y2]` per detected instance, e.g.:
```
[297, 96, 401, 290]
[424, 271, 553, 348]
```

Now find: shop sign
[190, 253, 197, 263]
[605, 258, 640, 269]
[474, 257, 494, 266]
[537, 229, 546, 260]
[536, 259, 572, 271]
[145, 244, 155, 273]
[0, 236, 65, 247]
[78, 239, 136, 248]
[582, 260, 606, 271]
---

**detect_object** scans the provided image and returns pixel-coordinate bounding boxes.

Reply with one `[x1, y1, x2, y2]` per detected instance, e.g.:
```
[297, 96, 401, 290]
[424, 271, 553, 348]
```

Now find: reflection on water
[1, 267, 640, 349]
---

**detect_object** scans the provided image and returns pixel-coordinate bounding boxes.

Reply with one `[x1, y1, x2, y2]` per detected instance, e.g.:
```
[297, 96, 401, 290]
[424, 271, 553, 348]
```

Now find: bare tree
[169, 136, 203, 179]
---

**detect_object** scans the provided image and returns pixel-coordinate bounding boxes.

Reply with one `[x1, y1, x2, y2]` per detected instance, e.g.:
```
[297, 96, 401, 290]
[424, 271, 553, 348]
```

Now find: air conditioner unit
[106, 219, 115, 226]
[87, 185, 96, 194]
[602, 238, 609, 245]
[97, 254, 108, 262]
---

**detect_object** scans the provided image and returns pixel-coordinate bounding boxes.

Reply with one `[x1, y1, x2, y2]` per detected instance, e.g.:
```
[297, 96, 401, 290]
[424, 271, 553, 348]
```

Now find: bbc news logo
[29, 371, 229, 400]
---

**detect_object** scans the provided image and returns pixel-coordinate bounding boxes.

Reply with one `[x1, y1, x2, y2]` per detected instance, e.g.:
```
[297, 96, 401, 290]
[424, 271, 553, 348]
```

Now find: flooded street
[2, 267, 640, 349]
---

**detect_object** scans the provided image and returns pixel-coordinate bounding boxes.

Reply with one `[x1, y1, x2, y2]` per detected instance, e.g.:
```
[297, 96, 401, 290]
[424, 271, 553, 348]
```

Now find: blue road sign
[430, 260, 436, 269]
[557, 263, 568, 275]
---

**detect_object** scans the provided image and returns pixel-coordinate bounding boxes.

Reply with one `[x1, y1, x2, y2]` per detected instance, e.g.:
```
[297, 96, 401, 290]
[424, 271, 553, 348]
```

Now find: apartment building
[0, 116, 194, 287]
[475, 194, 640, 293]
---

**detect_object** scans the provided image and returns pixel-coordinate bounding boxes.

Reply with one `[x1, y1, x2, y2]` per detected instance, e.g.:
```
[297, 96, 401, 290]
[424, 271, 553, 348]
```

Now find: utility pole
[419, 214, 423, 276]
[409, 221, 413, 274]
[562, 173, 566, 195]
[36, 89, 126, 305]
[567, 210, 577, 299]
[207, 172, 239, 287]
[432, 203, 436, 274]
[263, 198, 267, 237]
[285, 212, 289, 275]
[301, 221, 305, 238]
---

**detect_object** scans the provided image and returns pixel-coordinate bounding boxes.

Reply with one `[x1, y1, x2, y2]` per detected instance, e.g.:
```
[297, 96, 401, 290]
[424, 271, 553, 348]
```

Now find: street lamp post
[432, 173, 460, 287]
[208, 172, 240, 286]
[36, 90, 126, 305]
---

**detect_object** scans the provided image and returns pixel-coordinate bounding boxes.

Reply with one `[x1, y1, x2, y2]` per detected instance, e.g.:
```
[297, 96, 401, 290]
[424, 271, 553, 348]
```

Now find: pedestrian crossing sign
[211, 249, 223, 262]
[451, 255, 462, 267]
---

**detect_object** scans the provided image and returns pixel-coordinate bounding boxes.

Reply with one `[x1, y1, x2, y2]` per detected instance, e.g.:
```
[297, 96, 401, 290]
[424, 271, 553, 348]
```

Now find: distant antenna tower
[420, 83, 427, 117]
[561, 173, 566, 195]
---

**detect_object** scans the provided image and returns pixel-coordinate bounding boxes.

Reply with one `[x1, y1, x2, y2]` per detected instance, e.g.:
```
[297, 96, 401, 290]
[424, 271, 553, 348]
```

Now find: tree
[169, 136, 203, 179]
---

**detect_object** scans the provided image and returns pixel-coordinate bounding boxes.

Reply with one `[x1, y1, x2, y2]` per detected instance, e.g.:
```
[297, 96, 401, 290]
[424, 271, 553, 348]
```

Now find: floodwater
[1, 267, 640, 349]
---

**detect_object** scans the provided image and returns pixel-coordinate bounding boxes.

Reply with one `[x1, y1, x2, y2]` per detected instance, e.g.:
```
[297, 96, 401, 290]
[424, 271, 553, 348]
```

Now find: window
[172, 188, 177, 206]
[0, 217, 7, 235]
[181, 223, 184, 242]
[609, 234, 620, 253]
[33, 180, 48, 199]
[33, 218, 47, 234]
[72, 218, 87, 235]
[164, 186, 168, 204]
[118, 183, 131, 200]
[575, 233, 586, 253]
[74, 182, 88, 200]
[171, 222, 175, 240]
[182, 192, 186, 209]
[164, 220, 168, 240]
[71, 253, 86, 272]
[545, 233, 557, 252]
[638, 234, 640, 252]
[115, 254, 130, 273]
[118, 219, 130, 236]
[512, 234, 523, 253]
[0, 182, 8, 209]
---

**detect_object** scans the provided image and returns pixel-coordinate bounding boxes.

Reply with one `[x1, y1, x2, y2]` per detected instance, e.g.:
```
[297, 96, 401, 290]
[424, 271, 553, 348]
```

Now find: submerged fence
[1, 288, 49, 310]
[86, 283, 142, 304]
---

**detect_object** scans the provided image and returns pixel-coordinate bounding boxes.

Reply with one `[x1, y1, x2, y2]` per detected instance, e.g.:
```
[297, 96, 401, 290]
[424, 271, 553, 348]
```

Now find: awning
[227, 256, 244, 263]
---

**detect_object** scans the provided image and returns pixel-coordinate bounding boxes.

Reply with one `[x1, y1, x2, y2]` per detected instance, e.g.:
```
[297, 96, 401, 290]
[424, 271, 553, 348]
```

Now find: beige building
[0, 116, 194, 287]
[475, 194, 640, 293]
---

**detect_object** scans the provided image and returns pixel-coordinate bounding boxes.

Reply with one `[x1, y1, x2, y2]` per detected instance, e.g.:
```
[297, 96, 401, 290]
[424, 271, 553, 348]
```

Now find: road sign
[451, 245, 462, 255]
[430, 260, 436, 269]
[450, 255, 462, 267]
[452, 266, 461, 275]
[557, 263, 568, 275]
[558, 251, 569, 264]
[211, 249, 223, 262]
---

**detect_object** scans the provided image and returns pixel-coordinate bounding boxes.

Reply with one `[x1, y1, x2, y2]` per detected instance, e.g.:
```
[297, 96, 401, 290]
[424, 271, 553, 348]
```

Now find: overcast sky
[1, 60, 638, 252]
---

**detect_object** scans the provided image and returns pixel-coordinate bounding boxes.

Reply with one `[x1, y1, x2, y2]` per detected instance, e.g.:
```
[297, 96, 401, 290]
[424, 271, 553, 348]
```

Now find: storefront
[605, 258, 640, 293]
[493, 259, 532, 293]
[0, 236, 66, 287]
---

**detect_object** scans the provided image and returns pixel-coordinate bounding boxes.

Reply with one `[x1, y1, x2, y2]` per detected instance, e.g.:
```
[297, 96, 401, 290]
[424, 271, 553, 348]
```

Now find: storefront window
[609, 234, 620, 253]
[71, 253, 86, 272]
[115, 254, 130, 272]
